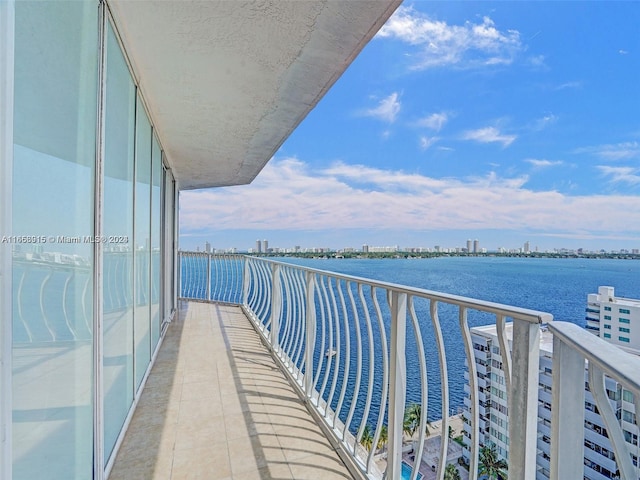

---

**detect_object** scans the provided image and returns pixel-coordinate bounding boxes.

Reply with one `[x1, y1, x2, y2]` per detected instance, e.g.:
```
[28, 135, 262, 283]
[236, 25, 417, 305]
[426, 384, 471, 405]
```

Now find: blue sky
[180, 2, 640, 253]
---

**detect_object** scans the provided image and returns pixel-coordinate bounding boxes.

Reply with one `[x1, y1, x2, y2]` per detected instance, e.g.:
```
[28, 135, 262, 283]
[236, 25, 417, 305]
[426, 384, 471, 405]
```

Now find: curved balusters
[407, 296, 428, 480]
[367, 286, 389, 475]
[13, 259, 93, 343]
[430, 300, 450, 480]
[178, 252, 554, 480]
[342, 281, 362, 443]
[459, 306, 478, 480]
[61, 272, 77, 340]
[289, 268, 307, 379]
[588, 364, 636, 479]
[326, 278, 342, 427]
[334, 280, 352, 434]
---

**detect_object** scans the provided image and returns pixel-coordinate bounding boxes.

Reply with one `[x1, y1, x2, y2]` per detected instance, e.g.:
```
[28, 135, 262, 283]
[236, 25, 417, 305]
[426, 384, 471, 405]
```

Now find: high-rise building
[263, 239, 269, 253]
[473, 239, 479, 254]
[524, 241, 530, 254]
[204, 241, 211, 253]
[362, 244, 369, 253]
[463, 289, 640, 479]
[586, 286, 640, 349]
[256, 239, 262, 254]
[466, 239, 472, 253]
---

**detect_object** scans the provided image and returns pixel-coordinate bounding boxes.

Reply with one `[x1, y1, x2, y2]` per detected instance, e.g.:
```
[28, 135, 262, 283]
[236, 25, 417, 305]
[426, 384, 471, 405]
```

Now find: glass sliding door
[134, 95, 152, 390]
[102, 21, 136, 464]
[12, 1, 98, 478]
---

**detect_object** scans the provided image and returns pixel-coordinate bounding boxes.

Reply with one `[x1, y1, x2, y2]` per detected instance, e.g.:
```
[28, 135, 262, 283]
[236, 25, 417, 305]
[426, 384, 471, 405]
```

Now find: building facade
[586, 286, 640, 350]
[463, 319, 640, 480]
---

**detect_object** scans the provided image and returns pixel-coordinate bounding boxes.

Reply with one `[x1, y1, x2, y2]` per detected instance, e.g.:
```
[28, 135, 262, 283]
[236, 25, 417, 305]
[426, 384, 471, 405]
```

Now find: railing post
[550, 335, 585, 480]
[388, 291, 407, 480]
[304, 271, 316, 399]
[205, 253, 211, 301]
[508, 319, 540, 480]
[270, 264, 282, 352]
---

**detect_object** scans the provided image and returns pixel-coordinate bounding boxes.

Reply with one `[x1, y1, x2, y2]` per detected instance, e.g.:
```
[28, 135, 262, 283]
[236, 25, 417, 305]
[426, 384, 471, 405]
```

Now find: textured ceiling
[108, 0, 401, 190]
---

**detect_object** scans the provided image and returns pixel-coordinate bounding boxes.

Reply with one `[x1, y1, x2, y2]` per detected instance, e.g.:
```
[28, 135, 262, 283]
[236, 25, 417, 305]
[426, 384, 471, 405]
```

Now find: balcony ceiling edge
[107, 0, 401, 191]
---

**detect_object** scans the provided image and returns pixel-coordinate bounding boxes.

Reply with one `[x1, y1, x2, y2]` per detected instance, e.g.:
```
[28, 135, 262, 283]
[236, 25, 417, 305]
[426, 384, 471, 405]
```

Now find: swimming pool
[401, 461, 424, 480]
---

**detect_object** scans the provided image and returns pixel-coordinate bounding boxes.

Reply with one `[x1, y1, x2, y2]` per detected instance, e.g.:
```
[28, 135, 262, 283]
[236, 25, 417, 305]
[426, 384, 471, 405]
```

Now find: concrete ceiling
[108, 1, 401, 190]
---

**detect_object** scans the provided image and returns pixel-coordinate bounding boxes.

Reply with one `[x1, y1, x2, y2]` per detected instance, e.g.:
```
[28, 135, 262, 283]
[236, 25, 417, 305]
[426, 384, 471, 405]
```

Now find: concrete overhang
[108, 0, 401, 190]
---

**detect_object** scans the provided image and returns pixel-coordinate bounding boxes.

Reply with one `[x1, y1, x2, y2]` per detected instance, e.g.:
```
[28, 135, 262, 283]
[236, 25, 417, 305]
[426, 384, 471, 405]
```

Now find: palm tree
[478, 443, 508, 479]
[360, 424, 373, 451]
[444, 464, 462, 480]
[377, 424, 388, 451]
[404, 403, 422, 438]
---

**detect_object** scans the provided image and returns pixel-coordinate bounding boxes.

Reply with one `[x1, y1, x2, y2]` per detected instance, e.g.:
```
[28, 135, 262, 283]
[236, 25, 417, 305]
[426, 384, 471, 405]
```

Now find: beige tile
[180, 380, 221, 402]
[227, 436, 287, 476]
[231, 464, 294, 480]
[171, 445, 231, 480]
[277, 429, 336, 463]
[287, 453, 355, 480]
[110, 302, 354, 480]
[223, 412, 275, 441]
[174, 421, 227, 451]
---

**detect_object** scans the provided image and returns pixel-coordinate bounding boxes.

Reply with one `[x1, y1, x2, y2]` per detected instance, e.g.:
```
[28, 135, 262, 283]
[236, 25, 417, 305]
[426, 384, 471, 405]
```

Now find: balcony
[109, 301, 353, 479]
[164, 253, 640, 480]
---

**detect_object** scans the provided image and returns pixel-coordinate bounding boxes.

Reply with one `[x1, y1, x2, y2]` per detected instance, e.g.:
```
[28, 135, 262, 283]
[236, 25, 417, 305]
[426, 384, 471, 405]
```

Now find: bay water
[276, 256, 640, 421]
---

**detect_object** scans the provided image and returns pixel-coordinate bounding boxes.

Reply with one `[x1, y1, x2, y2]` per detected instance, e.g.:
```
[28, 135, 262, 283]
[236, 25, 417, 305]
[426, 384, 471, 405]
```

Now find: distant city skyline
[183, 235, 639, 256]
[180, 2, 640, 253]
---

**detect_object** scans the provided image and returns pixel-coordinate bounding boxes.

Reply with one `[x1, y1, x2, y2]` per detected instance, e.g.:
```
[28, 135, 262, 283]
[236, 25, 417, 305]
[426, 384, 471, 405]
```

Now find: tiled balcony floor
[109, 301, 354, 480]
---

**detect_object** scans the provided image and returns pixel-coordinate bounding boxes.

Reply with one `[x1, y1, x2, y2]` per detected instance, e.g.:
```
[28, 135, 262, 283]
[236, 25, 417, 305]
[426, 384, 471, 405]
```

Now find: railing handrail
[549, 320, 640, 480]
[179, 252, 551, 324]
[549, 322, 640, 394]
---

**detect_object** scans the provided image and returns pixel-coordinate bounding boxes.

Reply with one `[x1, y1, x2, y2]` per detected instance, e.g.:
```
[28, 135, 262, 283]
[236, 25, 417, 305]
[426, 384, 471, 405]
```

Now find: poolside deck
[108, 301, 354, 480]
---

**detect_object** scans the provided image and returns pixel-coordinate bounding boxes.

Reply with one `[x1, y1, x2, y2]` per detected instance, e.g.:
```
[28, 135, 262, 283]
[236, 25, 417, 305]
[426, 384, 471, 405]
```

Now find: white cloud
[416, 112, 449, 131]
[532, 114, 558, 131]
[525, 159, 563, 169]
[619, 49, 629, 55]
[377, 7, 522, 70]
[461, 127, 516, 147]
[527, 54, 547, 69]
[574, 141, 640, 160]
[180, 158, 640, 239]
[555, 81, 582, 90]
[363, 92, 401, 123]
[419, 136, 439, 150]
[597, 166, 640, 185]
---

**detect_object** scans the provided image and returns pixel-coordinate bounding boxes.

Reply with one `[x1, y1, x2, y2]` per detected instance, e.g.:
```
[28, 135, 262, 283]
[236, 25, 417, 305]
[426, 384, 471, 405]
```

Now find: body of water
[275, 256, 640, 420]
[278, 256, 640, 326]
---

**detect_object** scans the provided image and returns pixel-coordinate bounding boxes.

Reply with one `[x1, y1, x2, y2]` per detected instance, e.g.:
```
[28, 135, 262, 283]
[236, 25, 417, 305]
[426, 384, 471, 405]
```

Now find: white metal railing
[549, 322, 640, 480]
[13, 256, 92, 343]
[177, 252, 640, 480]
[12, 251, 161, 344]
[179, 252, 244, 304]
